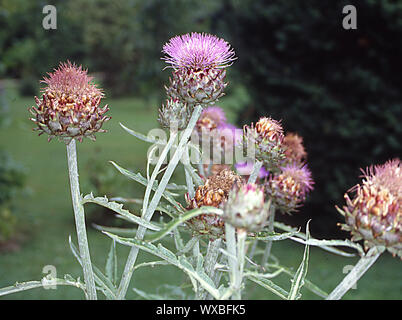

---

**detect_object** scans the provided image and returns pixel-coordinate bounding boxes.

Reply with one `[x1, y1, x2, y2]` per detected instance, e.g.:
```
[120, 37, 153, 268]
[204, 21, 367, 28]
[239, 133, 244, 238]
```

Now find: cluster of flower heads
[338, 159, 402, 258]
[29, 61, 110, 143]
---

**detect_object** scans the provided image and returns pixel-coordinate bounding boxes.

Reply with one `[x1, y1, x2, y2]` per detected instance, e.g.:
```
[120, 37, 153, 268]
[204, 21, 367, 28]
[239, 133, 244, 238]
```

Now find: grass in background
[0, 85, 401, 299]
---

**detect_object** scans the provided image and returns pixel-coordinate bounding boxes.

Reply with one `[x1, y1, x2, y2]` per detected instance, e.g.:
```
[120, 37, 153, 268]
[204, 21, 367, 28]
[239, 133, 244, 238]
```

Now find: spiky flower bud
[185, 169, 242, 238]
[243, 117, 285, 172]
[29, 61, 110, 143]
[265, 163, 314, 214]
[283, 132, 307, 164]
[158, 99, 192, 131]
[162, 32, 236, 106]
[338, 159, 402, 258]
[223, 183, 269, 232]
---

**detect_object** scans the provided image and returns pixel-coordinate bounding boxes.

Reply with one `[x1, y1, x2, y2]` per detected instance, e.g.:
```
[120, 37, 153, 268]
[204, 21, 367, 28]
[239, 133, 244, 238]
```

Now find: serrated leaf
[246, 275, 289, 300]
[248, 230, 300, 241]
[82, 193, 160, 231]
[145, 206, 223, 243]
[268, 264, 328, 299]
[289, 237, 364, 256]
[109, 161, 182, 211]
[105, 239, 118, 285]
[288, 221, 311, 300]
[104, 232, 220, 299]
[120, 123, 165, 145]
[274, 221, 357, 257]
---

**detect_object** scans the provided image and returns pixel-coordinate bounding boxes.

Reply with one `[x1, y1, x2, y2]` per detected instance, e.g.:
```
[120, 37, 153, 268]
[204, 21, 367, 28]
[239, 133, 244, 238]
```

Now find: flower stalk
[261, 204, 276, 267]
[326, 246, 385, 300]
[66, 139, 97, 300]
[116, 104, 203, 299]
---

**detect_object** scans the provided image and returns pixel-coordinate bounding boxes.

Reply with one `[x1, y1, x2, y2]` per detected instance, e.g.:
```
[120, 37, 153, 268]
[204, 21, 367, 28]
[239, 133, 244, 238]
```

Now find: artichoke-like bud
[223, 183, 269, 232]
[29, 61, 110, 143]
[283, 132, 307, 164]
[158, 98, 192, 131]
[165, 68, 227, 106]
[243, 117, 285, 172]
[338, 159, 402, 258]
[162, 32, 236, 106]
[265, 163, 314, 214]
[185, 169, 242, 238]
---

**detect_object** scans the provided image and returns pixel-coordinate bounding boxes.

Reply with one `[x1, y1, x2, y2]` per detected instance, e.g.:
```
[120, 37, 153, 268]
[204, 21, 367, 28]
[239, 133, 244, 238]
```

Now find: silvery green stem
[184, 145, 195, 198]
[225, 222, 239, 299]
[116, 105, 203, 300]
[141, 130, 178, 219]
[234, 228, 247, 300]
[261, 205, 276, 267]
[248, 160, 263, 184]
[198, 238, 222, 300]
[326, 246, 384, 300]
[66, 139, 97, 300]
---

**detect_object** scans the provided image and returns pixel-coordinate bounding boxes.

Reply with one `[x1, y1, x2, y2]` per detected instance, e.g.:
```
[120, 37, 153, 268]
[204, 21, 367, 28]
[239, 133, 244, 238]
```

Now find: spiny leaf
[104, 232, 220, 299]
[105, 239, 118, 285]
[81, 193, 160, 231]
[274, 221, 358, 257]
[288, 220, 311, 300]
[246, 275, 289, 300]
[145, 206, 223, 243]
[109, 161, 182, 211]
[120, 123, 165, 145]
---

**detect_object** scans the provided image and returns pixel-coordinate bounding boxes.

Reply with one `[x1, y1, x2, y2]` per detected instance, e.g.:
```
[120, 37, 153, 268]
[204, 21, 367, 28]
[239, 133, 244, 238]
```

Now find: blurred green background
[0, 0, 401, 299]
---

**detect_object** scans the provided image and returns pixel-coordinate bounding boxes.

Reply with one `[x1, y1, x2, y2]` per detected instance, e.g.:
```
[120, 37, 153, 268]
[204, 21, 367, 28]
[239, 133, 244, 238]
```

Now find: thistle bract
[338, 159, 402, 258]
[265, 163, 314, 214]
[158, 99, 192, 131]
[185, 169, 242, 238]
[29, 61, 110, 143]
[162, 32, 235, 106]
[223, 183, 269, 232]
[165, 68, 227, 106]
[243, 117, 285, 172]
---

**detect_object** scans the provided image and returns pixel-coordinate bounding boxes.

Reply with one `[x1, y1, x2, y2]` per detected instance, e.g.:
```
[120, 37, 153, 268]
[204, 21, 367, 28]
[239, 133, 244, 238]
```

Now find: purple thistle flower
[197, 106, 227, 131]
[162, 32, 236, 70]
[235, 161, 269, 179]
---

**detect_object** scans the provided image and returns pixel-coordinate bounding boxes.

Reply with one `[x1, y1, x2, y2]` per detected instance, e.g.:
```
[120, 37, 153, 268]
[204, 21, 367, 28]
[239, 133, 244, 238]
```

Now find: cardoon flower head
[29, 61, 110, 143]
[283, 132, 307, 164]
[243, 117, 285, 172]
[185, 169, 242, 238]
[265, 163, 314, 214]
[223, 183, 269, 232]
[162, 32, 236, 70]
[163, 32, 235, 106]
[158, 98, 192, 131]
[338, 159, 402, 258]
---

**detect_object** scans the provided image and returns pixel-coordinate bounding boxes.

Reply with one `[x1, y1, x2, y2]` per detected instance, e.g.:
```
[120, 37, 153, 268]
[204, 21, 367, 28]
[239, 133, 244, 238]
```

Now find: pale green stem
[0, 278, 86, 297]
[184, 145, 195, 198]
[198, 238, 222, 300]
[234, 228, 247, 300]
[248, 160, 263, 184]
[116, 105, 203, 300]
[225, 222, 239, 299]
[141, 130, 178, 219]
[66, 139, 97, 300]
[326, 246, 384, 300]
[261, 205, 276, 267]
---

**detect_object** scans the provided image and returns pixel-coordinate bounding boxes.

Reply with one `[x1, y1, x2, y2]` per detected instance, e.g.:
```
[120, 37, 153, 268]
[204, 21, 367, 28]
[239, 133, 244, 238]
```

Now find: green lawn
[0, 85, 401, 300]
